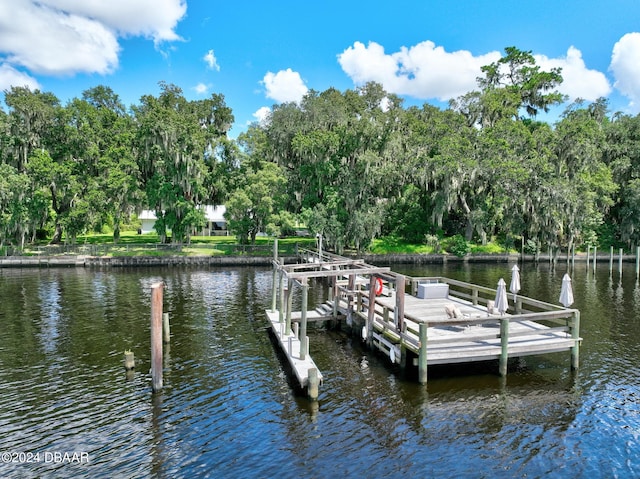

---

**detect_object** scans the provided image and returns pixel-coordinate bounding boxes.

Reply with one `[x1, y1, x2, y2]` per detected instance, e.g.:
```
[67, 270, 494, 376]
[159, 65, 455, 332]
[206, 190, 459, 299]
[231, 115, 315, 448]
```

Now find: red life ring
[375, 278, 384, 296]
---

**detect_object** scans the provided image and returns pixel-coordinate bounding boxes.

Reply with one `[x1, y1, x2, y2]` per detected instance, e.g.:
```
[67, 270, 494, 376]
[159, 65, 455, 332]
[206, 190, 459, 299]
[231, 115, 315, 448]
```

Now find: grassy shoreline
[11, 231, 520, 258]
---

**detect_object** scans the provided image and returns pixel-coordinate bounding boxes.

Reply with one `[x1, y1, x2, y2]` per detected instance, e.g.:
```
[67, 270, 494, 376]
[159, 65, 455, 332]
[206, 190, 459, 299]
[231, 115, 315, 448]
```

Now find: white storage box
[417, 283, 449, 299]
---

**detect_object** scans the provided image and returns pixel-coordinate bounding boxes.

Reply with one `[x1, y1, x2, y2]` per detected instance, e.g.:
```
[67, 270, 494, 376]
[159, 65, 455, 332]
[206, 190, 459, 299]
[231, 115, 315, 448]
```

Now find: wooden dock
[266, 242, 581, 399]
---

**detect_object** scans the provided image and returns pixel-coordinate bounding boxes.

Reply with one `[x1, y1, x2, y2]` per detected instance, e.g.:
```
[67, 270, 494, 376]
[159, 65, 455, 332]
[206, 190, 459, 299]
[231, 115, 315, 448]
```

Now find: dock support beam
[366, 276, 377, 346]
[300, 280, 309, 360]
[395, 274, 405, 332]
[571, 310, 580, 370]
[499, 317, 509, 376]
[271, 239, 278, 312]
[285, 278, 293, 335]
[278, 270, 285, 323]
[418, 322, 428, 384]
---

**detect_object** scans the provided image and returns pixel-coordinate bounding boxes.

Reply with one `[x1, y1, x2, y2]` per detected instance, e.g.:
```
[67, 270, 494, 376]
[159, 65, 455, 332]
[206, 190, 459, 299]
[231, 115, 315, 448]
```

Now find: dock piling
[278, 270, 285, 323]
[151, 282, 163, 393]
[499, 317, 510, 376]
[308, 368, 319, 400]
[619, 248, 623, 277]
[395, 274, 405, 332]
[571, 311, 580, 370]
[366, 276, 377, 346]
[124, 350, 135, 370]
[163, 312, 170, 343]
[418, 322, 428, 384]
[286, 278, 293, 335]
[610, 246, 614, 276]
[300, 281, 309, 360]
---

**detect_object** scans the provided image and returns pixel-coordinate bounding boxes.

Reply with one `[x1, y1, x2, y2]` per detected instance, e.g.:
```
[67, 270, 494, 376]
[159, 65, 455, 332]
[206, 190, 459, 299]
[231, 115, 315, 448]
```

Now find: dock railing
[340, 274, 580, 379]
[289, 248, 580, 384]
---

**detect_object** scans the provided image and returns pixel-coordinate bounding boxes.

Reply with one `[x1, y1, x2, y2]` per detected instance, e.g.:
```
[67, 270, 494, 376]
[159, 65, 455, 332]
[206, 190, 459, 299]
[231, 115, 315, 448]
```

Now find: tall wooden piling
[593, 247, 597, 273]
[151, 282, 163, 393]
[636, 246, 640, 279]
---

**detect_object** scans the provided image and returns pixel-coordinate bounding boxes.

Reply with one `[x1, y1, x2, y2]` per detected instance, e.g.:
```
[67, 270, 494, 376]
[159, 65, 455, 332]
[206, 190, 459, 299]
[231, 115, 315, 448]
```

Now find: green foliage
[0, 52, 639, 255]
[443, 234, 471, 257]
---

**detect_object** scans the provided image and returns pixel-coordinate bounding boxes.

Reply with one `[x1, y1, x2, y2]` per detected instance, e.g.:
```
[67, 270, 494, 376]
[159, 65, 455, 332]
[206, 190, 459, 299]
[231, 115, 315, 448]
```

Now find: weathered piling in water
[163, 312, 170, 343]
[610, 246, 614, 275]
[124, 350, 135, 370]
[151, 282, 163, 393]
[619, 248, 623, 277]
[308, 368, 319, 400]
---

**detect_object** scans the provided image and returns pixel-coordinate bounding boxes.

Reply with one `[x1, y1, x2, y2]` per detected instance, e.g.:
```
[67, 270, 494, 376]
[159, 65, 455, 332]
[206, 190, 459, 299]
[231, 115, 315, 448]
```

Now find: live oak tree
[133, 82, 233, 243]
[452, 46, 565, 128]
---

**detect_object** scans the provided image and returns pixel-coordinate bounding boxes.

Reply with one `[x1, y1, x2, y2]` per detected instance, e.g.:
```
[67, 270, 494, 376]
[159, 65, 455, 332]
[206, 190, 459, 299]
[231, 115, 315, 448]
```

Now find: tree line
[1, 47, 639, 254]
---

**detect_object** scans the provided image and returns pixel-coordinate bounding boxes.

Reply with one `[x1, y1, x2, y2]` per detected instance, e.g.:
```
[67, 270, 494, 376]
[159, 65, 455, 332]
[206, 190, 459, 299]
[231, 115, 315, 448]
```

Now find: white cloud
[262, 68, 308, 103]
[0, 64, 40, 91]
[535, 46, 611, 102]
[338, 40, 501, 101]
[339, 41, 615, 106]
[0, 0, 185, 88]
[204, 49, 220, 71]
[36, 0, 186, 44]
[610, 32, 640, 112]
[252, 106, 271, 124]
[193, 83, 210, 95]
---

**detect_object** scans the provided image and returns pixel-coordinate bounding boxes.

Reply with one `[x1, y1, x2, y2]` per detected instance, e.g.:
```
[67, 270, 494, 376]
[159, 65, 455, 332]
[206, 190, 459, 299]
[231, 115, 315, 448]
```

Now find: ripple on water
[0, 266, 638, 478]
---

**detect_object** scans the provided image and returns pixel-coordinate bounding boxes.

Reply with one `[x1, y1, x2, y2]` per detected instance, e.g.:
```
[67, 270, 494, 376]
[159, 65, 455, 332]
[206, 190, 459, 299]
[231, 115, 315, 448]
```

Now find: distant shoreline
[0, 252, 633, 268]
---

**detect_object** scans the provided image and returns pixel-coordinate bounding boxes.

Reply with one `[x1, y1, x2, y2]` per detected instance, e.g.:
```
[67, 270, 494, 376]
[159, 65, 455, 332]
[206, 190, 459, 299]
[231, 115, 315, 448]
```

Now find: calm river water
[0, 261, 638, 478]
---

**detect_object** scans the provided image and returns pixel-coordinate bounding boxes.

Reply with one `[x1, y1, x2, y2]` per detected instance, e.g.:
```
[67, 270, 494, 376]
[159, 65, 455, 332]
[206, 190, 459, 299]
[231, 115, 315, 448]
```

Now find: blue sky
[2, 0, 640, 136]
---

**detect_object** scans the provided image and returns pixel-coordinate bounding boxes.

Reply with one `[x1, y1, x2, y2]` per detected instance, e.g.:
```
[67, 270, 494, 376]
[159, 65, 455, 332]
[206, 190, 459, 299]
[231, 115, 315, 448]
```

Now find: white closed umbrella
[494, 278, 508, 315]
[510, 264, 521, 301]
[559, 273, 574, 308]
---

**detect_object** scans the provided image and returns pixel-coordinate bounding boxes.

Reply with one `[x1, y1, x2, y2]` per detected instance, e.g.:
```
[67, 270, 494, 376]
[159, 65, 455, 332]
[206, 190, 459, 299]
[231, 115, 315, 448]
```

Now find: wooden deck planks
[369, 292, 578, 364]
